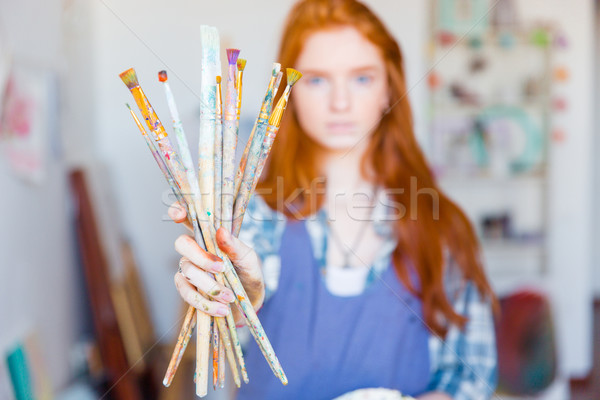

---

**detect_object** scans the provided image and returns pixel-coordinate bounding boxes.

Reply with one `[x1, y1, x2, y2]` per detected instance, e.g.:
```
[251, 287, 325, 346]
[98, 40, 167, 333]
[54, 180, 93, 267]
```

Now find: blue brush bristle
[226, 48, 240, 65]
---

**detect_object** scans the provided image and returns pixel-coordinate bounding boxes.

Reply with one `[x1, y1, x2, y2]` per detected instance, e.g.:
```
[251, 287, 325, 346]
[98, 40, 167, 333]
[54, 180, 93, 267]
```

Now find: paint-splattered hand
[168, 202, 266, 324]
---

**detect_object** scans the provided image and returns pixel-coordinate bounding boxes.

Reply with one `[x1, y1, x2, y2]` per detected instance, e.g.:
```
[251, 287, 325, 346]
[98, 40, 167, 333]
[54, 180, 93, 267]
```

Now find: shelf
[482, 239, 544, 278]
[481, 237, 544, 252]
[429, 101, 548, 113]
[437, 172, 547, 187]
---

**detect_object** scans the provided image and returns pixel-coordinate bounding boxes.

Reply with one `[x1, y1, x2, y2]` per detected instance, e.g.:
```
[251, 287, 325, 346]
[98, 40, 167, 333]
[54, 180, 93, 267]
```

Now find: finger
[215, 227, 259, 269]
[179, 258, 234, 304]
[215, 227, 262, 282]
[175, 235, 224, 274]
[174, 273, 230, 317]
[168, 202, 193, 232]
[168, 201, 187, 222]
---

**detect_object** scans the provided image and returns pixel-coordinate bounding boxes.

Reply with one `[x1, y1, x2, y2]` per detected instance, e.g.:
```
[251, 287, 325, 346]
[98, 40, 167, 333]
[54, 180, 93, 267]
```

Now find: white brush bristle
[272, 63, 281, 77]
[200, 25, 221, 85]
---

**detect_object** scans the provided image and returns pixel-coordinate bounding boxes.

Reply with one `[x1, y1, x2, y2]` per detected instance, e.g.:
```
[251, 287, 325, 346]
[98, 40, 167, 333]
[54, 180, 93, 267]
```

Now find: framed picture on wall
[437, 0, 490, 36]
[0, 63, 57, 185]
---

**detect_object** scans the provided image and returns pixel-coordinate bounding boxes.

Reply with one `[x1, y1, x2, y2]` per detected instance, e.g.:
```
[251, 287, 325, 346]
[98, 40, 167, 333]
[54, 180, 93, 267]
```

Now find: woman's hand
[168, 202, 266, 325]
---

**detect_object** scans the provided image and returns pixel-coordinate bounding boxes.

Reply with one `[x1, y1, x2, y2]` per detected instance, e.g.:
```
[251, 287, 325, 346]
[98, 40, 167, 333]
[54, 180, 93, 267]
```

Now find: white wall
[0, 0, 88, 392]
[593, 0, 600, 298]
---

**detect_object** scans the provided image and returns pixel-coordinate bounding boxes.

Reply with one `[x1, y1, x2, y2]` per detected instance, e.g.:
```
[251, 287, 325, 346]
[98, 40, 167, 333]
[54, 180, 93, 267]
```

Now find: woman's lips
[326, 122, 356, 135]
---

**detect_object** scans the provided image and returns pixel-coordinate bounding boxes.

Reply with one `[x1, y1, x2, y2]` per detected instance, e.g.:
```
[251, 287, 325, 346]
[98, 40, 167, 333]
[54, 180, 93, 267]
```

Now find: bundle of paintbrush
[119, 24, 301, 397]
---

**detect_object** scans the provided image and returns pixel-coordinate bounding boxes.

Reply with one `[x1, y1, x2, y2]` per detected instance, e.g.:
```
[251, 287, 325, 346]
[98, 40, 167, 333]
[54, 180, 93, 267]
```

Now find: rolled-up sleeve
[428, 280, 498, 400]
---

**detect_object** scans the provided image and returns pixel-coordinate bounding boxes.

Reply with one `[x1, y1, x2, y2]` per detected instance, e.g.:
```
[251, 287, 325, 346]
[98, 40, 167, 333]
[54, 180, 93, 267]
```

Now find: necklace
[325, 188, 378, 270]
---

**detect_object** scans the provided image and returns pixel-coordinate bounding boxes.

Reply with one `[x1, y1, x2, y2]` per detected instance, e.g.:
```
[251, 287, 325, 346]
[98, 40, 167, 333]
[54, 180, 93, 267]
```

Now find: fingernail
[223, 290, 235, 303]
[216, 306, 229, 316]
[212, 262, 224, 272]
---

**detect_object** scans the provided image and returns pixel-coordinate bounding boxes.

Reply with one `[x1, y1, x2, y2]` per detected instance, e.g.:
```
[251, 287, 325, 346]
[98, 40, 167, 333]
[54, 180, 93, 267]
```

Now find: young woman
[170, 0, 498, 398]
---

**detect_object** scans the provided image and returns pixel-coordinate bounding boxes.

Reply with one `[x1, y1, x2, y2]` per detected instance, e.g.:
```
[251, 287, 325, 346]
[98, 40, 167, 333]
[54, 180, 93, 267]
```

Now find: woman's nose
[329, 81, 351, 112]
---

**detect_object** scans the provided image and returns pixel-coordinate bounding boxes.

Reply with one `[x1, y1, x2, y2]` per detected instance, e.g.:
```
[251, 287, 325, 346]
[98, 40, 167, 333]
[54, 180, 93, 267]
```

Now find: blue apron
[236, 220, 430, 399]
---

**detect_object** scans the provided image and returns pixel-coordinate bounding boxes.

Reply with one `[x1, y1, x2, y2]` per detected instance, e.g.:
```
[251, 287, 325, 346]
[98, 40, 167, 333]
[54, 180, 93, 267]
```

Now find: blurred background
[0, 0, 598, 399]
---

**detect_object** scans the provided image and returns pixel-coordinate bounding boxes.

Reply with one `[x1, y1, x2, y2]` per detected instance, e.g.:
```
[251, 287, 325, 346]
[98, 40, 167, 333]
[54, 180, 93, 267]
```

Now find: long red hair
[257, 0, 496, 336]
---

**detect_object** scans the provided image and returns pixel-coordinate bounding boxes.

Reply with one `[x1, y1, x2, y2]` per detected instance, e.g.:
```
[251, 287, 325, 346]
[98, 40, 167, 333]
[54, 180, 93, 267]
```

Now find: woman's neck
[322, 143, 374, 201]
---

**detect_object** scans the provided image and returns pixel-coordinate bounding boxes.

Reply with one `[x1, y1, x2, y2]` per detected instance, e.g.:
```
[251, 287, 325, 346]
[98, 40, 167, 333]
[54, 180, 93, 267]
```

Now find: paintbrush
[227, 305, 248, 384]
[159, 68, 246, 389]
[199, 25, 219, 227]
[218, 335, 226, 387]
[121, 66, 285, 387]
[235, 58, 246, 130]
[203, 64, 286, 384]
[199, 44, 248, 386]
[126, 103, 186, 215]
[127, 102, 209, 256]
[157, 70, 204, 221]
[122, 69, 256, 388]
[211, 318, 219, 389]
[214, 76, 223, 229]
[232, 68, 302, 237]
[187, 204, 287, 384]
[250, 68, 302, 191]
[158, 69, 227, 393]
[221, 65, 252, 385]
[120, 68, 213, 396]
[221, 48, 240, 233]
[233, 63, 281, 202]
[126, 103, 207, 387]
[198, 26, 221, 390]
[215, 72, 249, 385]
[165, 308, 196, 386]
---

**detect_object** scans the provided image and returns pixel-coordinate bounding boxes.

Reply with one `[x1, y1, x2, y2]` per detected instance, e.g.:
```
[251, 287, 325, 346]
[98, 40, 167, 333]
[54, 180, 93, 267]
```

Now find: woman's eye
[307, 76, 325, 86]
[354, 74, 373, 85]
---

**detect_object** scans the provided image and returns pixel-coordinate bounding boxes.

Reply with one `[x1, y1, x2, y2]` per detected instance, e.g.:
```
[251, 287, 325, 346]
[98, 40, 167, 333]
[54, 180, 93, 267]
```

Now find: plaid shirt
[239, 195, 498, 400]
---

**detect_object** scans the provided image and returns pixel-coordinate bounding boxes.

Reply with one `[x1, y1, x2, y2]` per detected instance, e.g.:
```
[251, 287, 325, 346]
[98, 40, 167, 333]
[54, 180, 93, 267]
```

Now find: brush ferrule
[155, 131, 168, 141]
[267, 86, 292, 128]
[216, 83, 222, 116]
[257, 76, 278, 121]
[131, 87, 168, 140]
[236, 71, 243, 120]
[265, 124, 278, 141]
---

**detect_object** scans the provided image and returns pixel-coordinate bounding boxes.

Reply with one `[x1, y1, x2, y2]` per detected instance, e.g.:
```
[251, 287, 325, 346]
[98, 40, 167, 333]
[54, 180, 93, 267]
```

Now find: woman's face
[292, 26, 390, 152]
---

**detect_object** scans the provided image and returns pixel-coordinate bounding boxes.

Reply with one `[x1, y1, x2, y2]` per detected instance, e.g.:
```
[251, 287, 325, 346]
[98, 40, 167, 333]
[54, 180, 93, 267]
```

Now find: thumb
[215, 227, 260, 273]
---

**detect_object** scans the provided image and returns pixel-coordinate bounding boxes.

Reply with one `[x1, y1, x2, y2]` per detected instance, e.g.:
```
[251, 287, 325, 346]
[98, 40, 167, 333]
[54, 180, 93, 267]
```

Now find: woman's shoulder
[238, 194, 287, 254]
[243, 194, 286, 228]
[442, 251, 465, 301]
[441, 250, 490, 307]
